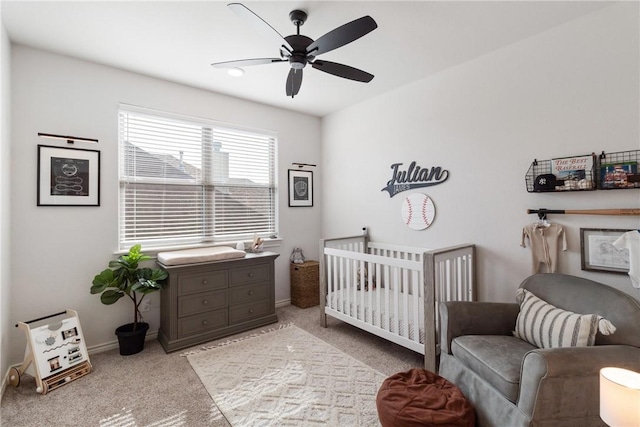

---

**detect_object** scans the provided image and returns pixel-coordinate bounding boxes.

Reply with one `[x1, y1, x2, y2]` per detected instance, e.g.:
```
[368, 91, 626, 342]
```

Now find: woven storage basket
[290, 261, 320, 308]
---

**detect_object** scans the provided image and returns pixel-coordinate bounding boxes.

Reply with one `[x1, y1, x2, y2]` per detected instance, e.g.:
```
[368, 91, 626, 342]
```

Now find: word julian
[381, 162, 449, 197]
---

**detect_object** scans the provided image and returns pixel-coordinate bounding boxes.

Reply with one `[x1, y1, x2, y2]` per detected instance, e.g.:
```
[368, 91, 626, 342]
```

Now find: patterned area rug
[186, 325, 386, 426]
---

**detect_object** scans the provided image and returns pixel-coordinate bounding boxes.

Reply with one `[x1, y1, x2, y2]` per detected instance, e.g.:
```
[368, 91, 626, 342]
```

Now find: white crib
[319, 233, 476, 371]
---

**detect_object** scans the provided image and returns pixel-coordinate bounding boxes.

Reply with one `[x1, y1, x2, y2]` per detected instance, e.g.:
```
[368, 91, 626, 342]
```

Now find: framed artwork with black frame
[37, 145, 101, 206]
[580, 228, 631, 273]
[288, 169, 313, 207]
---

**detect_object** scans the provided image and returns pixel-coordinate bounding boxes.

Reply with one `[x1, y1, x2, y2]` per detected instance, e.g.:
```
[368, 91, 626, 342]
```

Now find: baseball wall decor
[401, 193, 436, 230]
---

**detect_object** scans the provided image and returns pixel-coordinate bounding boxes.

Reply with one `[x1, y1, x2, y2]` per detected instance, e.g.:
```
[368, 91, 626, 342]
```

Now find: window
[118, 106, 277, 250]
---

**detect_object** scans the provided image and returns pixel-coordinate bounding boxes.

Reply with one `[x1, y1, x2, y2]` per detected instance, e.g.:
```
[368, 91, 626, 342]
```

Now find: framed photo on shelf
[580, 228, 631, 274]
[288, 169, 313, 207]
[37, 145, 101, 206]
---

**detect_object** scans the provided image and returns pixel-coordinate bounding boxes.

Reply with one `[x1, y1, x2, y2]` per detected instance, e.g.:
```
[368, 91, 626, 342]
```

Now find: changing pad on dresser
[157, 246, 246, 266]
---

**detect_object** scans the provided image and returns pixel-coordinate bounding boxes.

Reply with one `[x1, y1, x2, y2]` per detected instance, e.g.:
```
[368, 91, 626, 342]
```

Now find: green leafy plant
[90, 244, 167, 330]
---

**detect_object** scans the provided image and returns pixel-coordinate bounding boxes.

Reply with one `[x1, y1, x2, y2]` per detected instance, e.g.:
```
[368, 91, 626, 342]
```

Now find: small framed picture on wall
[288, 169, 313, 207]
[580, 228, 630, 274]
[37, 145, 101, 206]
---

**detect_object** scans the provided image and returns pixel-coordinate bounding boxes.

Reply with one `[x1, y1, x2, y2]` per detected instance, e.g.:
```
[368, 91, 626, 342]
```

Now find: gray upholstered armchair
[438, 273, 640, 427]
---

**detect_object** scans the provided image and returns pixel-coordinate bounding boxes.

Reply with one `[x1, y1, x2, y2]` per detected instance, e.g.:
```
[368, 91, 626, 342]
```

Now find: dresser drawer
[229, 300, 271, 324]
[229, 264, 269, 286]
[229, 283, 268, 305]
[178, 271, 227, 295]
[178, 290, 228, 317]
[178, 309, 228, 337]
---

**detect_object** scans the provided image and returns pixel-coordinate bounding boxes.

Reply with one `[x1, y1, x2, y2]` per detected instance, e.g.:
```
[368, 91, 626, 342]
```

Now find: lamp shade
[600, 367, 640, 426]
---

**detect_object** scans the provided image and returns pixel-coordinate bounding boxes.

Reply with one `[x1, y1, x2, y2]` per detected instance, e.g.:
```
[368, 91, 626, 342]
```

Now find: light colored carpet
[1, 305, 423, 426]
[187, 325, 386, 426]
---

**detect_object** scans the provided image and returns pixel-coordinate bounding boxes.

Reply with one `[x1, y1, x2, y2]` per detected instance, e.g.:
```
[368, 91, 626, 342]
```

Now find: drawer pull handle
[248, 291, 254, 296]
[248, 273, 254, 278]
[202, 320, 208, 325]
[202, 280, 208, 285]
[202, 300, 208, 305]
[249, 309, 254, 314]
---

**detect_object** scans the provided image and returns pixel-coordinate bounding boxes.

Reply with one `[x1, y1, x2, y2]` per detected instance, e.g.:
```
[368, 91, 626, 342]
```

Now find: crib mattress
[328, 289, 425, 344]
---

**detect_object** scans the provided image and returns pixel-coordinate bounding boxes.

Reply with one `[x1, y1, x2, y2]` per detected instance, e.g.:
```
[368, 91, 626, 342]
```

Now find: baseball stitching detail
[422, 197, 430, 226]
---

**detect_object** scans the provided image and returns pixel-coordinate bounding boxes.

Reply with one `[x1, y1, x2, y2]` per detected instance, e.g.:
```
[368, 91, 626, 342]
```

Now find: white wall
[322, 3, 640, 303]
[1, 17, 12, 386]
[9, 46, 321, 364]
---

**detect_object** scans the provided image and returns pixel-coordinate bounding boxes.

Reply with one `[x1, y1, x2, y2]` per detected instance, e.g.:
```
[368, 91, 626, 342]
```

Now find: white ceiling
[1, 1, 612, 117]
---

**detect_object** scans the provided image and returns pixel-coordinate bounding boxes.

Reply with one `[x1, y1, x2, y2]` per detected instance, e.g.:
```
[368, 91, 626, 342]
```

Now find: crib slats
[320, 237, 475, 371]
[402, 268, 409, 338]
[375, 263, 382, 328]
[384, 265, 390, 333]
[412, 269, 420, 342]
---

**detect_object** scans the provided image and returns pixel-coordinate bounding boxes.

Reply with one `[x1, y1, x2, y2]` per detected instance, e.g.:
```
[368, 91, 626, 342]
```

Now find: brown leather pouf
[376, 368, 475, 427]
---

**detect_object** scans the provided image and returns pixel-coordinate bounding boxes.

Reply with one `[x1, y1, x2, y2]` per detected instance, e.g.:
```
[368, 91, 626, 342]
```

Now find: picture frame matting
[579, 228, 630, 273]
[37, 144, 101, 206]
[288, 169, 313, 207]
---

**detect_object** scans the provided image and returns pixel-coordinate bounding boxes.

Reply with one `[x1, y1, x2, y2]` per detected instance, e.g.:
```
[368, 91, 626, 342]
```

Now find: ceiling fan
[211, 3, 378, 98]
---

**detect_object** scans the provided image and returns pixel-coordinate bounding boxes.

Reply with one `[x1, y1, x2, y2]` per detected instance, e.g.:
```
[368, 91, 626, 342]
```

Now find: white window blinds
[118, 106, 277, 250]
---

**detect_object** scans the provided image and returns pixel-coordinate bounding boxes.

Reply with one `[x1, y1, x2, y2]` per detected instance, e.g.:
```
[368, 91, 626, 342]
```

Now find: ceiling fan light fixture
[228, 67, 245, 77]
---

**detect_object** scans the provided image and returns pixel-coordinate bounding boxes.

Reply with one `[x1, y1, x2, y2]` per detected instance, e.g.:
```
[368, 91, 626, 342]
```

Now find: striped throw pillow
[513, 289, 616, 348]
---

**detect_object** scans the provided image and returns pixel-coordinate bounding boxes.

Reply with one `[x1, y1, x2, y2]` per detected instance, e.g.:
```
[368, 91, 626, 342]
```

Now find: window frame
[118, 104, 279, 251]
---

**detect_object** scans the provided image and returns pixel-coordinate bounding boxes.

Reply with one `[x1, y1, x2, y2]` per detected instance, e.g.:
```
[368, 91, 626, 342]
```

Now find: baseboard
[1, 368, 8, 401]
[86, 330, 159, 355]
[275, 299, 290, 308]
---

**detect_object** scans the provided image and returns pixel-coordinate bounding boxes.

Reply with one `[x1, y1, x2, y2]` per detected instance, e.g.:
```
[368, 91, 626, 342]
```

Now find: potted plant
[90, 244, 167, 355]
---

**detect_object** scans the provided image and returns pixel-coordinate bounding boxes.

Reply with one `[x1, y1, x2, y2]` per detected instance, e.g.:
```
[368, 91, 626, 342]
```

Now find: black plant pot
[115, 322, 149, 356]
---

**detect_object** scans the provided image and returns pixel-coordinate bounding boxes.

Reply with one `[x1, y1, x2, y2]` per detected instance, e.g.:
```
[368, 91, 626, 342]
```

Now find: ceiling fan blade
[286, 69, 303, 98]
[311, 60, 374, 83]
[228, 3, 293, 53]
[306, 16, 377, 57]
[211, 58, 286, 68]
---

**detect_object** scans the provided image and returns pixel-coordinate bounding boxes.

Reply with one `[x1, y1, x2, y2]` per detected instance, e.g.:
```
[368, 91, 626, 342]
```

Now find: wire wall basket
[525, 149, 640, 193]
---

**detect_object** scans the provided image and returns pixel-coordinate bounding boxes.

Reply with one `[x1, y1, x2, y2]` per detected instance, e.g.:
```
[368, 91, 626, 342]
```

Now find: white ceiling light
[228, 67, 244, 77]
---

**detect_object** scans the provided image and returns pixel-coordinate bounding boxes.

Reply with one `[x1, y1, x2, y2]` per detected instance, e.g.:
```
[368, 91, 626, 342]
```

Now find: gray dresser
[157, 252, 279, 352]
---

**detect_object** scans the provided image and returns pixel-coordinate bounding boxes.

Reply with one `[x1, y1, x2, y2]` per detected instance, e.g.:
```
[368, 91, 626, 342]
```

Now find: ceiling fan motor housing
[285, 34, 313, 70]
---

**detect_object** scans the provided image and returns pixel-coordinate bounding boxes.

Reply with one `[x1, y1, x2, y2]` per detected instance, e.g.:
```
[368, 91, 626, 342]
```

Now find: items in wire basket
[533, 174, 557, 192]
[600, 161, 640, 189]
[526, 150, 640, 192]
[551, 154, 595, 190]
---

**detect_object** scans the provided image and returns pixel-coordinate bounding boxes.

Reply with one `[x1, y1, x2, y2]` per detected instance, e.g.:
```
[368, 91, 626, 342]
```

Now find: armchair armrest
[439, 301, 520, 354]
[518, 345, 640, 420]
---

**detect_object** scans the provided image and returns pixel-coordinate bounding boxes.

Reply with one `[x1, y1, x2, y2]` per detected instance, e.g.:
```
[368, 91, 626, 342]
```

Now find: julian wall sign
[381, 161, 449, 197]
